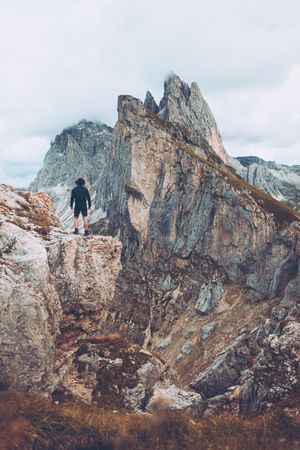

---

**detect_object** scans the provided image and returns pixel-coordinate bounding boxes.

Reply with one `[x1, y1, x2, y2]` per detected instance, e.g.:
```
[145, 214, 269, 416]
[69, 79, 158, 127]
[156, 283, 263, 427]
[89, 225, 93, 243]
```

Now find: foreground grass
[0, 392, 299, 450]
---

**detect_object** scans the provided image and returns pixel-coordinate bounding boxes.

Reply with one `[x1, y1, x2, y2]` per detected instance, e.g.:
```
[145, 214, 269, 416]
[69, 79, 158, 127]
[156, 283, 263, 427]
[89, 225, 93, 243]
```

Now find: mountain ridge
[24, 73, 300, 416]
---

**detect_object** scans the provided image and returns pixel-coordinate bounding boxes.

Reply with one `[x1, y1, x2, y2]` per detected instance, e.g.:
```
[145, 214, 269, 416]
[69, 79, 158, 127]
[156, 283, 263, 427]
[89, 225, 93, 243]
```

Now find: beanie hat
[76, 178, 85, 186]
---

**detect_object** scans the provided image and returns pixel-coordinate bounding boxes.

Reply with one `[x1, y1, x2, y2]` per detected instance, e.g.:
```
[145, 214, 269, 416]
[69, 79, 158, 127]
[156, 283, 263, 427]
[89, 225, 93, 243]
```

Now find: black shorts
[74, 205, 88, 218]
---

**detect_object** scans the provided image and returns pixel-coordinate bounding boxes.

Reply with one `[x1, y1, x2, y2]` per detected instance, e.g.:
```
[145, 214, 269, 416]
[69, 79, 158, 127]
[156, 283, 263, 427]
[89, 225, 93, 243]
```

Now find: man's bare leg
[74, 216, 79, 234]
[83, 216, 88, 232]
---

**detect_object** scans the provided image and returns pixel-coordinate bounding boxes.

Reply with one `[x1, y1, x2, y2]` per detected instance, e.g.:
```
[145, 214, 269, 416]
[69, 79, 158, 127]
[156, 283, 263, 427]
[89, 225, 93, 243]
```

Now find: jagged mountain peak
[139, 73, 228, 163]
[60, 118, 112, 137]
[161, 72, 205, 107]
[156, 73, 228, 163]
[144, 90, 159, 114]
[162, 71, 192, 100]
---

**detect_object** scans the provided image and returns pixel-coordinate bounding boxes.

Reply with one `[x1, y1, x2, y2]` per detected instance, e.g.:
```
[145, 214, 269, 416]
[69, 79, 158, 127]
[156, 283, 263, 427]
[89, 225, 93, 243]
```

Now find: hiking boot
[74, 228, 79, 235]
[84, 230, 89, 237]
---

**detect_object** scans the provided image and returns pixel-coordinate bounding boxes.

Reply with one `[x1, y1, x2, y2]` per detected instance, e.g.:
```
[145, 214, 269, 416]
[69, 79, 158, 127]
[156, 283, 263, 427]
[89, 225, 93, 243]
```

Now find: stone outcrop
[0, 184, 121, 394]
[157, 73, 229, 164]
[0, 185, 121, 393]
[0, 185, 62, 393]
[94, 82, 299, 415]
[0, 184, 201, 414]
[195, 281, 224, 315]
[240, 321, 300, 415]
[190, 332, 258, 399]
[53, 334, 203, 414]
[146, 384, 203, 415]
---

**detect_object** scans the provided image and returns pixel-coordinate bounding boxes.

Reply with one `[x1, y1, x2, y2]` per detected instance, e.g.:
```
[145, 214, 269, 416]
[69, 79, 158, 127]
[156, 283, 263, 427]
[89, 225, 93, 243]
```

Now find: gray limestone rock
[246, 223, 300, 299]
[146, 384, 204, 416]
[190, 333, 258, 399]
[181, 342, 193, 355]
[184, 330, 194, 339]
[240, 321, 300, 415]
[144, 90, 159, 114]
[158, 73, 228, 164]
[0, 184, 122, 395]
[176, 354, 184, 363]
[158, 336, 171, 350]
[281, 259, 300, 308]
[201, 322, 217, 340]
[195, 282, 224, 315]
[159, 274, 176, 292]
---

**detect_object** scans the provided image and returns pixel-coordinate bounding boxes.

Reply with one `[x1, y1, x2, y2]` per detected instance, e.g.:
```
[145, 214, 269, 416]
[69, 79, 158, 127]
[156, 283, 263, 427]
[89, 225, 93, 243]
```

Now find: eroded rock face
[53, 335, 183, 412]
[246, 222, 300, 299]
[240, 321, 300, 415]
[0, 184, 202, 415]
[190, 332, 258, 399]
[88, 80, 299, 415]
[0, 184, 122, 394]
[195, 282, 224, 315]
[0, 186, 62, 393]
[157, 73, 229, 164]
[47, 234, 122, 340]
[93, 88, 299, 346]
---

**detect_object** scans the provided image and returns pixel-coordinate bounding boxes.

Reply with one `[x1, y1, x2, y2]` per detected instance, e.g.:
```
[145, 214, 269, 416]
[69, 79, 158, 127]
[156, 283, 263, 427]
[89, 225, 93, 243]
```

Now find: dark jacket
[70, 186, 91, 209]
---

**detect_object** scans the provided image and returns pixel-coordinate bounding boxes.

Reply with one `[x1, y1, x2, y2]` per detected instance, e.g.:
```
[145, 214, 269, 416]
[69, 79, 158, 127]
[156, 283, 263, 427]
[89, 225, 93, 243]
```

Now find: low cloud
[210, 64, 300, 164]
[0, 135, 50, 187]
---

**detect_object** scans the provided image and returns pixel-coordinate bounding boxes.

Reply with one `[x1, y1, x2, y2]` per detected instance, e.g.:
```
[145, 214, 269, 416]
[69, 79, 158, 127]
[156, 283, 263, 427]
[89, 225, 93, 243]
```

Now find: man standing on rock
[70, 178, 91, 236]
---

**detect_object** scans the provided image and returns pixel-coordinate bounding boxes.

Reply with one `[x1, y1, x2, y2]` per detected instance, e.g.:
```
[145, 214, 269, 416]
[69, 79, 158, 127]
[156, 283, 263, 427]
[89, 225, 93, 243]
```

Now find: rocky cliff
[0, 184, 204, 413]
[230, 156, 300, 211]
[0, 184, 121, 393]
[155, 73, 228, 164]
[28, 73, 300, 416]
[93, 89, 300, 415]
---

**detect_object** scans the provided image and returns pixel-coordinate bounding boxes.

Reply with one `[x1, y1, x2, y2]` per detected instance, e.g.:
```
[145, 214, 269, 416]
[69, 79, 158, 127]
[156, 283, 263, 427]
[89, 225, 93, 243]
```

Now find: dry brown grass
[81, 333, 129, 345]
[0, 391, 299, 449]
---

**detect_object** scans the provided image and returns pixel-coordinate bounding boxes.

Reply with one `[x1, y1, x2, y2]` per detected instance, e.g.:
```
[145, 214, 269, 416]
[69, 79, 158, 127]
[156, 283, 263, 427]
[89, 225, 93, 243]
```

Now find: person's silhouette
[70, 178, 91, 236]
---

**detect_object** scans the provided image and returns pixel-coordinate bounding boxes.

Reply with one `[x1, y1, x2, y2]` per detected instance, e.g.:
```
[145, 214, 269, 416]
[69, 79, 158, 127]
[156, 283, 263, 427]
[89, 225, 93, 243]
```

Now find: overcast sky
[1, 0, 300, 187]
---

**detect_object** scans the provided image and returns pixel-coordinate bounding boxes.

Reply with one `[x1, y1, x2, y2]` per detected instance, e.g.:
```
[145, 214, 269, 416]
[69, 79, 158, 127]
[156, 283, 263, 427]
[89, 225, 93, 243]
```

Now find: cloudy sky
[1, 0, 300, 187]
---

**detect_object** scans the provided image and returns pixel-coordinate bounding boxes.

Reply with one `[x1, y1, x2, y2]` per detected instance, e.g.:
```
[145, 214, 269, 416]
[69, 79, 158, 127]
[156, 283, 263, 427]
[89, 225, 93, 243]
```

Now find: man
[70, 178, 91, 236]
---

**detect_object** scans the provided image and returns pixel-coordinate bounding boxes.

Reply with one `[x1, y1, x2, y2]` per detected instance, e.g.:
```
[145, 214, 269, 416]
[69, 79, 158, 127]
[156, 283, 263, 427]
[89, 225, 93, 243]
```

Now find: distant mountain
[30, 119, 113, 229]
[230, 156, 300, 210]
